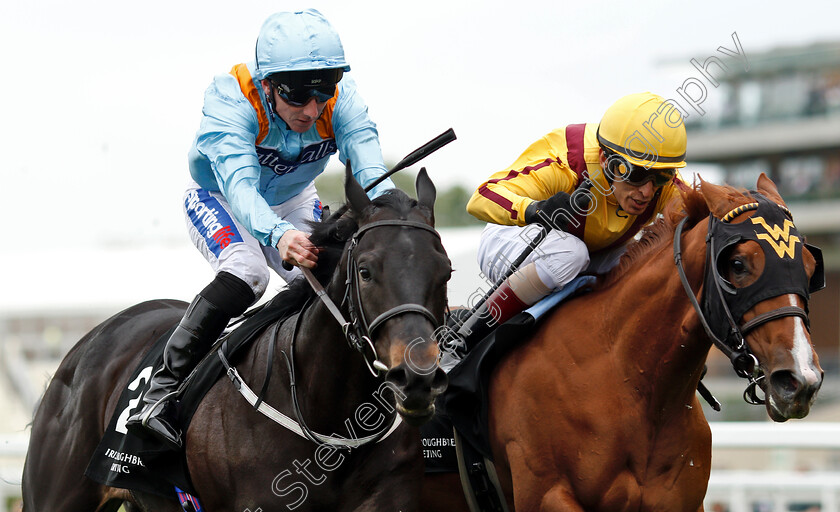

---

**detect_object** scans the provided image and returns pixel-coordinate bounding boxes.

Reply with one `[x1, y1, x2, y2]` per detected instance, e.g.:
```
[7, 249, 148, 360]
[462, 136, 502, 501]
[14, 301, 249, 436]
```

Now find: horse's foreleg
[419, 472, 471, 512]
[352, 480, 422, 512]
[534, 486, 587, 512]
[506, 454, 582, 512]
[129, 491, 182, 512]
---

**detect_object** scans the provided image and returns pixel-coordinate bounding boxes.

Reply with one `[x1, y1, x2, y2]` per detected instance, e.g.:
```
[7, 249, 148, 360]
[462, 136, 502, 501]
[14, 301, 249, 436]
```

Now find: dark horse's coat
[23, 168, 451, 512]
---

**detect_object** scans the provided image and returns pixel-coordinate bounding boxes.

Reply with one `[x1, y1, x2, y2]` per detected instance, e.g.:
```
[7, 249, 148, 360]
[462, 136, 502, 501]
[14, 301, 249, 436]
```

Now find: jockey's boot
[456, 262, 552, 350]
[126, 271, 254, 449]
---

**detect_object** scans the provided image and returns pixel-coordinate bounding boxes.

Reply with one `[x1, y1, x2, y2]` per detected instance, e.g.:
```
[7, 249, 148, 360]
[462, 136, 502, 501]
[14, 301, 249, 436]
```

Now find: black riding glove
[524, 180, 593, 231]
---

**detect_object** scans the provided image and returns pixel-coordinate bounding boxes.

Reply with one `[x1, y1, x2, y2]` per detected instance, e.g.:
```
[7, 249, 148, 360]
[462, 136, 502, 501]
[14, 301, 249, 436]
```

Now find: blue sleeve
[193, 75, 293, 246]
[332, 75, 395, 199]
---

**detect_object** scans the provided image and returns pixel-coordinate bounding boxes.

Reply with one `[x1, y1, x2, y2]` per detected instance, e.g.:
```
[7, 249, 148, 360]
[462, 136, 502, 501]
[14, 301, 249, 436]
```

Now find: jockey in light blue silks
[127, 9, 394, 449]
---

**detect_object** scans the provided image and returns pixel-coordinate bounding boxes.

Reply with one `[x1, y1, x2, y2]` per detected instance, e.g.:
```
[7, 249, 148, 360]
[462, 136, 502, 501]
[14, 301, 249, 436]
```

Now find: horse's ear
[699, 176, 733, 218]
[416, 167, 436, 211]
[345, 161, 371, 213]
[756, 172, 786, 205]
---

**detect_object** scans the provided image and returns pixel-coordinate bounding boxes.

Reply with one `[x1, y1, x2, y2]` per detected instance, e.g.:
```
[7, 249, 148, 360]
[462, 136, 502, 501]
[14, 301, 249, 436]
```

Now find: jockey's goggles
[268, 69, 343, 106]
[603, 146, 676, 188]
[621, 166, 676, 187]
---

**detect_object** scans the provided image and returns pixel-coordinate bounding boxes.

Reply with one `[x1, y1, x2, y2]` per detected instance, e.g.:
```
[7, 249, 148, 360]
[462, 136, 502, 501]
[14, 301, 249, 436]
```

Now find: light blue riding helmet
[254, 9, 351, 79]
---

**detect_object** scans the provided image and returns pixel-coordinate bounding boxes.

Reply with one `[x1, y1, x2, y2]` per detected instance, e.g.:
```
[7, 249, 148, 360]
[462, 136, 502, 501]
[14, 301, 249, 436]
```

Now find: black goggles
[272, 83, 336, 106]
[604, 147, 676, 188]
[620, 166, 676, 187]
[268, 69, 343, 107]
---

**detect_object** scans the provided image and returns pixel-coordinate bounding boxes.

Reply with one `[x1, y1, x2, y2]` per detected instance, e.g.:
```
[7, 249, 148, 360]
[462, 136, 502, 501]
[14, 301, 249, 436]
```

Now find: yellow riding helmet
[597, 92, 687, 170]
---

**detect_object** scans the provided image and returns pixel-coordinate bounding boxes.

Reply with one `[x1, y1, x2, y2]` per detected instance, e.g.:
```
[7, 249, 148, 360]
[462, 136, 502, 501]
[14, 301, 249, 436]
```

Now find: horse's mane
[597, 180, 755, 288]
[260, 188, 423, 310]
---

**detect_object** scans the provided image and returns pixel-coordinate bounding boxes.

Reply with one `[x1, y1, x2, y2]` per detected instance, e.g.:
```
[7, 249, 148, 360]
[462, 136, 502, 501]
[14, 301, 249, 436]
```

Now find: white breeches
[182, 182, 322, 299]
[476, 223, 626, 291]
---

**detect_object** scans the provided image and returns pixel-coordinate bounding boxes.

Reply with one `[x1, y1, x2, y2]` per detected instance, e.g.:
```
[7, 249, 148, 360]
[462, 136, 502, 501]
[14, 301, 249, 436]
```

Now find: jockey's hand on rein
[277, 230, 319, 269]
[524, 179, 593, 231]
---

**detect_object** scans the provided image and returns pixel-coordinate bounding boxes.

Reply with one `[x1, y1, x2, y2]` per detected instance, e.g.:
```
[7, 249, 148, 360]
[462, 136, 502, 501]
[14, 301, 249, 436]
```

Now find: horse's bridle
[218, 217, 446, 449]
[309, 218, 444, 376]
[674, 196, 825, 403]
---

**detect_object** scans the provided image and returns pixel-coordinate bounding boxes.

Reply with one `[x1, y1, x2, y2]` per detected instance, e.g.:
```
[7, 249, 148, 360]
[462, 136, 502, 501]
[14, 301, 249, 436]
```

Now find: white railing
[0, 433, 27, 511]
[3, 424, 840, 511]
[707, 471, 839, 512]
[706, 422, 840, 512]
[710, 422, 840, 449]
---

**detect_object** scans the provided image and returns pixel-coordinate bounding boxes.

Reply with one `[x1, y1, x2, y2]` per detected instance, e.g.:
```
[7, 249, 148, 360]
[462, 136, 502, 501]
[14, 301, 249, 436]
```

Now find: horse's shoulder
[98, 299, 188, 330]
[68, 299, 187, 364]
[122, 298, 189, 317]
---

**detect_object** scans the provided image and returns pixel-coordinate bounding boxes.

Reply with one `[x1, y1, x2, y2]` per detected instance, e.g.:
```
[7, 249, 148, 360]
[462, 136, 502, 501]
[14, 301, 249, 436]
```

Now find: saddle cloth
[425, 275, 595, 470]
[84, 297, 300, 499]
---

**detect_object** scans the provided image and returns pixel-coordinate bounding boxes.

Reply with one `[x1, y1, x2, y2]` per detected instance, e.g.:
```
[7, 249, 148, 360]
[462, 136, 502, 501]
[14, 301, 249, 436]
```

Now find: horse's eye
[359, 267, 372, 281]
[730, 258, 747, 275]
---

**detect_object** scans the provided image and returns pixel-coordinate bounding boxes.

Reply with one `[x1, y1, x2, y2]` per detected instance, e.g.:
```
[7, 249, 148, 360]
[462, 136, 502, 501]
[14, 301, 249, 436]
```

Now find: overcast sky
[3, 0, 839, 247]
[2, 0, 839, 308]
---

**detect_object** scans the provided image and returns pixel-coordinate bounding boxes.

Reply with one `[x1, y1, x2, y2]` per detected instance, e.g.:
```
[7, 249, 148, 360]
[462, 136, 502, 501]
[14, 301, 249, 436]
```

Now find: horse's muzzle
[765, 368, 823, 421]
[385, 364, 448, 427]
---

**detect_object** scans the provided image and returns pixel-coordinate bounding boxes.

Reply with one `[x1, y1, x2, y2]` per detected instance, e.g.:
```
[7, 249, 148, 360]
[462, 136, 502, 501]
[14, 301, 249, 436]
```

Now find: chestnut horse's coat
[423, 175, 823, 512]
[23, 169, 452, 512]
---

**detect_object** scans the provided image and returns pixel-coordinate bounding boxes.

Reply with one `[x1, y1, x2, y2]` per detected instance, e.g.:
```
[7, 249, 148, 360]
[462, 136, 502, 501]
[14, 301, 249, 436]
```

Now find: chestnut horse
[22, 168, 451, 511]
[422, 174, 823, 512]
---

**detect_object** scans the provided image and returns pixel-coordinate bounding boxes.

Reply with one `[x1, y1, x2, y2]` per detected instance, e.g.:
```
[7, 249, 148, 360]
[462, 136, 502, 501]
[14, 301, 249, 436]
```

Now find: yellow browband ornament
[721, 202, 792, 223]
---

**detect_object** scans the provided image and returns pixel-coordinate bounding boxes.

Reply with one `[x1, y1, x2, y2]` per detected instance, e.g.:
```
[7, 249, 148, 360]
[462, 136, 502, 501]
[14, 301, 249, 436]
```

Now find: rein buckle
[226, 367, 242, 390]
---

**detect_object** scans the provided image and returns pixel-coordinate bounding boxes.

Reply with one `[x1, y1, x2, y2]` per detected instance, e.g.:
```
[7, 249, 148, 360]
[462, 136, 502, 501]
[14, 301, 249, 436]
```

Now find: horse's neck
[607, 223, 711, 402]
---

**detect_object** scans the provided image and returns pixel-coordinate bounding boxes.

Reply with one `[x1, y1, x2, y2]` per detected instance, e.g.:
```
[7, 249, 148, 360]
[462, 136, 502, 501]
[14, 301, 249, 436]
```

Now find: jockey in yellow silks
[460, 92, 688, 341]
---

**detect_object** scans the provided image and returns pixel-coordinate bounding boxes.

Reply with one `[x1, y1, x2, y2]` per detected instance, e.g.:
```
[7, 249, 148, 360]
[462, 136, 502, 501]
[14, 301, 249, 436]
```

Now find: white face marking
[788, 294, 820, 386]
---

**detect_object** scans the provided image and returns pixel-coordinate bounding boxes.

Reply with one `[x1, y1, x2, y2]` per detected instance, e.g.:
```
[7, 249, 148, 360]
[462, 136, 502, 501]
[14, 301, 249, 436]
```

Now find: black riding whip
[281, 128, 458, 270]
[364, 128, 457, 192]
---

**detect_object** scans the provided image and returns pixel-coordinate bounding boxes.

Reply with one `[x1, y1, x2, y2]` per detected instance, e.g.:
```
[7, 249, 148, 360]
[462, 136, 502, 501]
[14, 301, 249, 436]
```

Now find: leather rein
[220, 217, 444, 448]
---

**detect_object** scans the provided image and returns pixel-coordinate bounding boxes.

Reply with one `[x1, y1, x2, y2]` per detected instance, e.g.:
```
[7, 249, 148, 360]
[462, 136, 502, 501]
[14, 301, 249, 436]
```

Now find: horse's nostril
[432, 368, 448, 395]
[386, 367, 408, 388]
[770, 370, 801, 397]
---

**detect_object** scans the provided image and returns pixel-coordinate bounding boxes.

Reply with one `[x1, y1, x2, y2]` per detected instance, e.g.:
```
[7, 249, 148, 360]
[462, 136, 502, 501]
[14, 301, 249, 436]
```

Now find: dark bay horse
[422, 174, 823, 512]
[23, 168, 451, 511]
